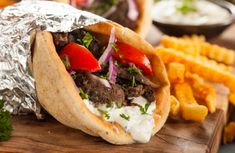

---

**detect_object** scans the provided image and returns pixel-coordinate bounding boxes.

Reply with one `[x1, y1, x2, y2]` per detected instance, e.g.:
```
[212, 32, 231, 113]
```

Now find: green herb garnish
[92, 0, 119, 16]
[154, 0, 160, 3]
[131, 76, 137, 87]
[111, 43, 118, 52]
[70, 71, 78, 80]
[106, 103, 113, 108]
[127, 65, 140, 74]
[120, 113, 130, 121]
[116, 102, 122, 109]
[60, 56, 70, 69]
[77, 32, 93, 48]
[114, 60, 120, 67]
[98, 109, 110, 119]
[79, 88, 89, 100]
[140, 103, 150, 115]
[82, 32, 93, 48]
[0, 100, 12, 141]
[176, 0, 197, 14]
[98, 72, 109, 80]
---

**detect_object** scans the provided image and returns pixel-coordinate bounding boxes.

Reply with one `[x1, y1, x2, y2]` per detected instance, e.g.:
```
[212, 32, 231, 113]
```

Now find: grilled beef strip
[52, 30, 157, 106]
[74, 71, 125, 106]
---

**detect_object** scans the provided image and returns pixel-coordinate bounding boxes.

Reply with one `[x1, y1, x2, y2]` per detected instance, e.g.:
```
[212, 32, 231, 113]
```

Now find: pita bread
[32, 21, 170, 144]
[53, 0, 152, 38]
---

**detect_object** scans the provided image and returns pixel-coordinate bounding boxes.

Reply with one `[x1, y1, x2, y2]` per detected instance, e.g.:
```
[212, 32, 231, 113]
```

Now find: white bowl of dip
[152, 0, 235, 38]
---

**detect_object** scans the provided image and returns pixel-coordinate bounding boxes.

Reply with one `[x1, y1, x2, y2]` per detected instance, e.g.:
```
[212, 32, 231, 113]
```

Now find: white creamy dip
[83, 96, 156, 143]
[152, 0, 231, 25]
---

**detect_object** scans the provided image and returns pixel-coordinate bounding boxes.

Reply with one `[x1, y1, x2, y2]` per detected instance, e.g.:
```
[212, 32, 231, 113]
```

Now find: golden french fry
[174, 82, 208, 122]
[223, 122, 235, 144]
[161, 35, 235, 65]
[181, 104, 209, 122]
[161, 35, 200, 57]
[229, 94, 235, 106]
[170, 95, 180, 116]
[0, 0, 17, 8]
[185, 72, 217, 113]
[167, 62, 185, 84]
[156, 47, 235, 97]
[201, 44, 235, 65]
[181, 35, 205, 43]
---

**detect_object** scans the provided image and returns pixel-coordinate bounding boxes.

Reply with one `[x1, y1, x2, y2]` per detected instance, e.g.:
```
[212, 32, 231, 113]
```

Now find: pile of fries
[156, 35, 235, 143]
[0, 0, 17, 9]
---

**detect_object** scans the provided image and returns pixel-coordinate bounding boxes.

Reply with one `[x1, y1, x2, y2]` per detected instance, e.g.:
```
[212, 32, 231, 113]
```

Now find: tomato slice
[76, 0, 86, 6]
[59, 42, 101, 72]
[112, 42, 153, 75]
[69, 0, 86, 6]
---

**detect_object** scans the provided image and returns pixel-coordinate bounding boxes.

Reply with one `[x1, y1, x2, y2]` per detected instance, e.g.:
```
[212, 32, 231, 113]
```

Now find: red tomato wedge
[112, 42, 153, 75]
[69, 0, 86, 6]
[76, 0, 86, 6]
[59, 42, 101, 72]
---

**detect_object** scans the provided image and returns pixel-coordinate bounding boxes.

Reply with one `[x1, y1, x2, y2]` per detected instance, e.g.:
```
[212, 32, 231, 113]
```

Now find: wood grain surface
[0, 110, 224, 153]
[0, 24, 235, 153]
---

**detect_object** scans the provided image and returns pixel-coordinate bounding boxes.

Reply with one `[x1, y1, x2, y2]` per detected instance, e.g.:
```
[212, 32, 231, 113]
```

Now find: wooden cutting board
[0, 110, 224, 153]
[1, 24, 235, 153]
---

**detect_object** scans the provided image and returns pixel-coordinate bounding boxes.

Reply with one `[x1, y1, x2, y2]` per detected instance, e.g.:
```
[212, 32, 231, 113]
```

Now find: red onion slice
[127, 0, 139, 21]
[98, 27, 116, 65]
[85, 0, 94, 7]
[108, 57, 117, 84]
[69, 0, 77, 7]
[103, 6, 117, 18]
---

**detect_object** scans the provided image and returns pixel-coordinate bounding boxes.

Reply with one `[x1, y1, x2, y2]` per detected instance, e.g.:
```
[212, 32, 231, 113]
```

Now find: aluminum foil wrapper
[0, 0, 106, 119]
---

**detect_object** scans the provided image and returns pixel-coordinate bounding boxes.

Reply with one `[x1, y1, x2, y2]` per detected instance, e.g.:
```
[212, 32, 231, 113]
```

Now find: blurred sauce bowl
[152, 0, 235, 38]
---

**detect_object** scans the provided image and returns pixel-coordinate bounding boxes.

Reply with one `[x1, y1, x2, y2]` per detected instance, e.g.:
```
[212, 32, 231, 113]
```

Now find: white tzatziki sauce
[83, 96, 156, 143]
[152, 0, 231, 25]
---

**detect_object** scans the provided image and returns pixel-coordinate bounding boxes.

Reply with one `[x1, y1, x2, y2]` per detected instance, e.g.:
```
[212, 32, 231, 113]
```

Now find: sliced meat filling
[116, 65, 157, 102]
[53, 29, 103, 58]
[53, 29, 157, 106]
[74, 71, 125, 106]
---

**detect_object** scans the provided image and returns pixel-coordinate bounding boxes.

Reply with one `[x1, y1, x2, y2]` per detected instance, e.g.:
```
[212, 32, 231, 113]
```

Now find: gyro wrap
[0, 0, 105, 118]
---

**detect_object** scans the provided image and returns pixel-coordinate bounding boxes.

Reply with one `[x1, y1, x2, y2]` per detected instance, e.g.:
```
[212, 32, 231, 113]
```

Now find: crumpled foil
[0, 0, 106, 119]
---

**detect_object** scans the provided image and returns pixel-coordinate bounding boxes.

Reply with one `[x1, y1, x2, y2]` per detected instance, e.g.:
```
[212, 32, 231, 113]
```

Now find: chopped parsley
[106, 103, 113, 108]
[98, 109, 110, 119]
[176, 0, 197, 14]
[79, 88, 89, 100]
[92, 0, 119, 16]
[116, 102, 122, 109]
[98, 72, 109, 80]
[154, 0, 160, 3]
[127, 65, 140, 74]
[70, 71, 78, 80]
[120, 114, 130, 121]
[77, 32, 93, 48]
[114, 60, 120, 67]
[131, 76, 137, 87]
[0, 100, 12, 141]
[111, 43, 118, 52]
[60, 56, 70, 69]
[140, 103, 150, 115]
[82, 32, 93, 48]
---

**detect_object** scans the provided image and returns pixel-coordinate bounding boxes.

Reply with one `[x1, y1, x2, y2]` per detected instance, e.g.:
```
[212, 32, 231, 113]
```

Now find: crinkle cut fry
[167, 62, 185, 84]
[174, 82, 208, 122]
[185, 72, 217, 113]
[156, 47, 235, 96]
[170, 95, 180, 116]
[161, 35, 235, 65]
[223, 122, 235, 144]
[161, 35, 200, 57]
